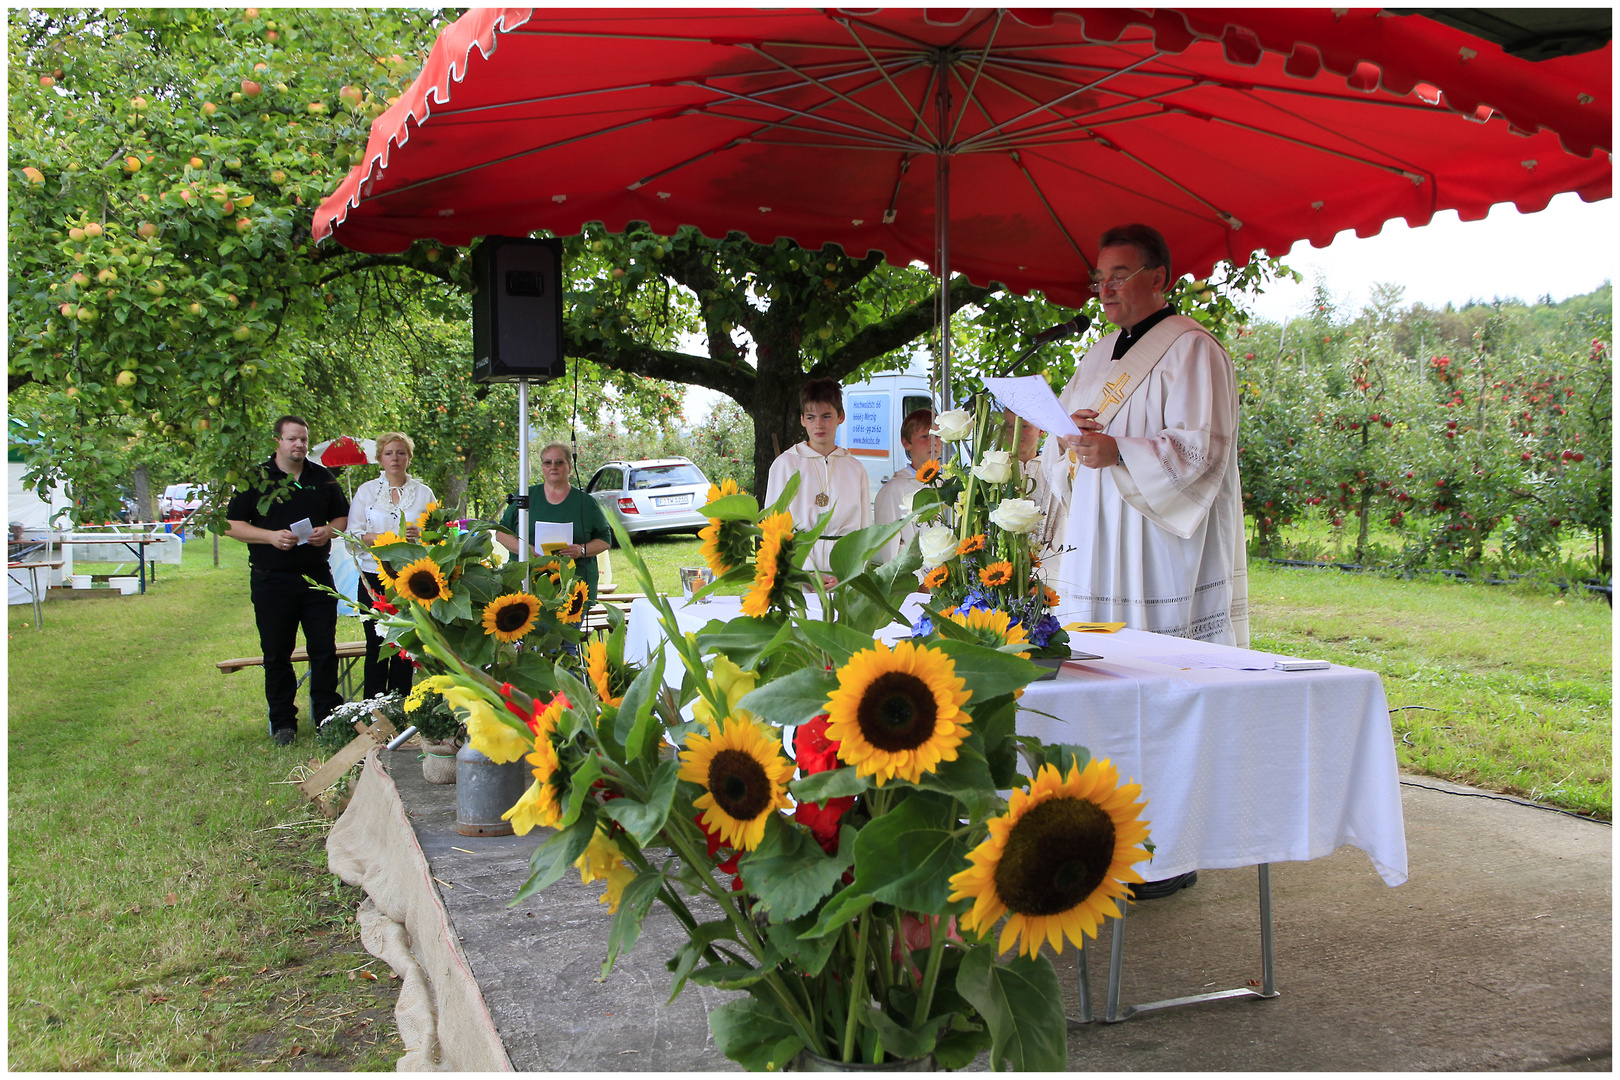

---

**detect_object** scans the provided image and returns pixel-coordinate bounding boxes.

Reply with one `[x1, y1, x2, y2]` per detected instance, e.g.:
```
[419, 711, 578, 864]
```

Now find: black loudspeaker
[471, 235, 566, 384]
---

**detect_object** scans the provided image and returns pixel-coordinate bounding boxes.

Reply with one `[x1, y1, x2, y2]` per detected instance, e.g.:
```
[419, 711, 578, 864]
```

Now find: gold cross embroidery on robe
[1095, 372, 1131, 412]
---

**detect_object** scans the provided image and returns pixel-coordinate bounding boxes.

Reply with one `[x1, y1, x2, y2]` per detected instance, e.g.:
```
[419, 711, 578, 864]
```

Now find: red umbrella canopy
[315, 8, 1610, 308]
[310, 435, 376, 468]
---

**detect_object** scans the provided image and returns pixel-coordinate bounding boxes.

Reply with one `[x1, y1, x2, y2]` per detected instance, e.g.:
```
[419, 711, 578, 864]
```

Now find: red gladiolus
[794, 714, 841, 774]
[795, 795, 855, 854]
[371, 598, 398, 615]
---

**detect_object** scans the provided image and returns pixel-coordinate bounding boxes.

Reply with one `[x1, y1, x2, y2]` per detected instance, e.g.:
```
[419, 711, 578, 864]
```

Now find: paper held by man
[981, 375, 1081, 438]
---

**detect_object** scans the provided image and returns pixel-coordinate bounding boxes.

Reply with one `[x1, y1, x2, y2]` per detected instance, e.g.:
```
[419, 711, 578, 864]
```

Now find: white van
[837, 366, 936, 502]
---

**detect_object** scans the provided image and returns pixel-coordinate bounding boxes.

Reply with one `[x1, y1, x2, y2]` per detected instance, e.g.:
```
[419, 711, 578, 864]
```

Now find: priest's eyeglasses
[1088, 265, 1149, 293]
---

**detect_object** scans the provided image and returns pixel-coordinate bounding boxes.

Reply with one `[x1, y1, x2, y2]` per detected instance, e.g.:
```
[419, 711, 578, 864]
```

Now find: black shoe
[1129, 871, 1197, 900]
[272, 728, 296, 746]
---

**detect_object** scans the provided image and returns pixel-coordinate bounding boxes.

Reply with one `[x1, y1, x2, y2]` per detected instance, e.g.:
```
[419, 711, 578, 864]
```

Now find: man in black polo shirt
[226, 415, 350, 745]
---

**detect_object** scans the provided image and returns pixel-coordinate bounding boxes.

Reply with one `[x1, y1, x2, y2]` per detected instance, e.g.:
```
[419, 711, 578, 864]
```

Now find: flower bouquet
[349, 500, 603, 696]
[403, 474, 1151, 1072]
[910, 402, 1070, 659]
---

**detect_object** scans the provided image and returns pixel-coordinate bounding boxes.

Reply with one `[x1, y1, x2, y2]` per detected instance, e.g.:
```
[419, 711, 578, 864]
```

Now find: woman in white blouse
[347, 432, 436, 697]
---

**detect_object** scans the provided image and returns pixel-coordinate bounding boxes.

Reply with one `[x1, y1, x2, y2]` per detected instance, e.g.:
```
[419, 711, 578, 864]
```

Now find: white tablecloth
[625, 602, 1408, 888]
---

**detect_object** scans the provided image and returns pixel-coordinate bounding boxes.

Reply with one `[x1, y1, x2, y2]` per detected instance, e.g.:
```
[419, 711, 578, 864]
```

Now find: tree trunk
[132, 464, 153, 523]
[441, 464, 470, 517]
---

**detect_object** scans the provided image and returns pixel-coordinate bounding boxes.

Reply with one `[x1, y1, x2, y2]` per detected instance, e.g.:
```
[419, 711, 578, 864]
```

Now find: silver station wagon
[585, 457, 713, 541]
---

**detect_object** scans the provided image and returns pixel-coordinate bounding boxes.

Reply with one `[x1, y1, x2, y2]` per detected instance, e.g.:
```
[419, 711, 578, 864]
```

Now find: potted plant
[404, 678, 464, 783]
[406, 466, 1151, 1071]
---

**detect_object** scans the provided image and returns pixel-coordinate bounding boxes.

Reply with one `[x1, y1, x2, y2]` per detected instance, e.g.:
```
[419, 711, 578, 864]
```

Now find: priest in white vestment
[1041, 224, 1249, 648]
[766, 378, 873, 579]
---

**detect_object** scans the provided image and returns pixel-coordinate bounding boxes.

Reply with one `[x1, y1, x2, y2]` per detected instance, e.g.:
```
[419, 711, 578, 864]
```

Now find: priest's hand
[1059, 409, 1120, 470]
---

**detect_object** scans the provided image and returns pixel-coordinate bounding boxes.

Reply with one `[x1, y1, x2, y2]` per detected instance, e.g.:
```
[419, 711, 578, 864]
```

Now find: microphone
[1031, 315, 1091, 345]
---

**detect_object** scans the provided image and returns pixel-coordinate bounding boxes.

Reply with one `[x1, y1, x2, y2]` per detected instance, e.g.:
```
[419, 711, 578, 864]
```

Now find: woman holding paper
[349, 431, 436, 696]
[496, 442, 613, 602]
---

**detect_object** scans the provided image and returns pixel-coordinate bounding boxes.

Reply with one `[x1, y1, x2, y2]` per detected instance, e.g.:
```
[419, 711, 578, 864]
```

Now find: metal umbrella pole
[517, 379, 530, 594]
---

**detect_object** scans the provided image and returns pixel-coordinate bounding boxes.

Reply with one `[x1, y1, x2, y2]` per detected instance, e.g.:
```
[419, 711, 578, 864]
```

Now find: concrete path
[380, 750, 1610, 1071]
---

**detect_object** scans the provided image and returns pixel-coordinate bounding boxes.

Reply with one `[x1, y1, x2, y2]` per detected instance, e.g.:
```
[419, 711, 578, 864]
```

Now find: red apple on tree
[84, 222, 102, 238]
[241, 79, 262, 97]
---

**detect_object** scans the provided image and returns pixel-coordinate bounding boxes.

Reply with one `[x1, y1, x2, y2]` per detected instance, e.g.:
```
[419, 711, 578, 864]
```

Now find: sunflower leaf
[1039, 743, 1092, 777]
[918, 604, 978, 643]
[828, 518, 909, 583]
[789, 766, 870, 803]
[695, 613, 787, 670]
[858, 1001, 951, 1061]
[603, 866, 668, 975]
[767, 905, 843, 977]
[706, 997, 805, 1072]
[665, 919, 742, 1002]
[600, 759, 679, 847]
[795, 619, 876, 667]
[616, 648, 666, 762]
[802, 884, 875, 940]
[552, 660, 594, 725]
[932, 638, 1044, 700]
[915, 742, 999, 818]
[763, 470, 802, 519]
[849, 796, 964, 915]
[838, 573, 911, 634]
[701, 492, 759, 522]
[511, 807, 597, 905]
[736, 666, 839, 728]
[955, 946, 1068, 1072]
[737, 814, 855, 922]
[558, 753, 604, 829]
[687, 960, 775, 990]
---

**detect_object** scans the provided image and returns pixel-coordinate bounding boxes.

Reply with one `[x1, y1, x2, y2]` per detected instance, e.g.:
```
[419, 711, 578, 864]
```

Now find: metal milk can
[455, 742, 530, 836]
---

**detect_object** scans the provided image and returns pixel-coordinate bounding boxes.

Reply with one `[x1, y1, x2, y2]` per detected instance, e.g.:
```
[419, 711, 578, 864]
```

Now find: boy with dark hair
[765, 379, 872, 579]
[874, 407, 941, 561]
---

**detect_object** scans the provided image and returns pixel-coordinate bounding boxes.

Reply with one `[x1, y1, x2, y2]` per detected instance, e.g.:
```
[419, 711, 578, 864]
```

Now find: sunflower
[1041, 585, 1061, 607]
[698, 485, 756, 577]
[957, 533, 986, 556]
[501, 693, 572, 834]
[915, 459, 941, 484]
[373, 529, 404, 548]
[948, 758, 1150, 959]
[678, 715, 795, 851]
[740, 511, 794, 618]
[534, 558, 562, 587]
[922, 564, 950, 590]
[395, 557, 452, 606]
[482, 592, 541, 642]
[822, 639, 972, 786]
[575, 831, 638, 913]
[947, 607, 1030, 652]
[413, 501, 440, 530]
[586, 638, 625, 707]
[374, 562, 396, 591]
[559, 579, 589, 624]
[979, 561, 1015, 588]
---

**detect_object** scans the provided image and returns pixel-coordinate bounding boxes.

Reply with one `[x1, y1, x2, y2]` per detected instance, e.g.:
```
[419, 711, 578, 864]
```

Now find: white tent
[8, 460, 72, 604]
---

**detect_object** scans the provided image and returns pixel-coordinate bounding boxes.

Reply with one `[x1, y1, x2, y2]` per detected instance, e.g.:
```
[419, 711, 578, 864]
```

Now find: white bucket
[71, 574, 92, 589]
[110, 576, 139, 595]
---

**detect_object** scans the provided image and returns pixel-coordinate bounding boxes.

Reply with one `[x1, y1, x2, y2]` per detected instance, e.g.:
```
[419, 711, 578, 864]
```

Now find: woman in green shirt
[496, 443, 613, 601]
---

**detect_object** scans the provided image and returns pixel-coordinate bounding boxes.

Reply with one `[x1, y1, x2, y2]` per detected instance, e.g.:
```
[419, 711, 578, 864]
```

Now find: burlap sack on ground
[327, 749, 512, 1072]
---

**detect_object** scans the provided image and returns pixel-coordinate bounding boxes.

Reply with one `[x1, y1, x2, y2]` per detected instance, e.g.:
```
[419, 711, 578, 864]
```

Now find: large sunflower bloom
[501, 693, 573, 834]
[678, 715, 795, 851]
[947, 607, 1030, 652]
[559, 579, 589, 624]
[586, 638, 625, 707]
[822, 640, 972, 786]
[396, 557, 452, 606]
[482, 592, 541, 642]
[979, 561, 1014, 588]
[948, 759, 1151, 959]
[698, 484, 755, 577]
[740, 511, 794, 618]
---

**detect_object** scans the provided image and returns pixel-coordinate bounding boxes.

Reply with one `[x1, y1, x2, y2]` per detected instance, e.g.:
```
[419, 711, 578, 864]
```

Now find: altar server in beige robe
[1041, 224, 1249, 647]
[766, 378, 873, 582]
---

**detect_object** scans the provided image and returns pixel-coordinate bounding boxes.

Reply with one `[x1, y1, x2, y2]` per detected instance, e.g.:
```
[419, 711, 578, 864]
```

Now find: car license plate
[654, 494, 691, 508]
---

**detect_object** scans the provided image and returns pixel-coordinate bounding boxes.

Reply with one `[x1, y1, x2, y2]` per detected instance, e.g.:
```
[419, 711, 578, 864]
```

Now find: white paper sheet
[981, 375, 1082, 438]
[532, 520, 573, 555]
[289, 517, 314, 546]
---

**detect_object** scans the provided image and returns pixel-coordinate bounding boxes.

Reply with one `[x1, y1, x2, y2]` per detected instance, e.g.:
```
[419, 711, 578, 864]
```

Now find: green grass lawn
[9, 533, 1609, 1068]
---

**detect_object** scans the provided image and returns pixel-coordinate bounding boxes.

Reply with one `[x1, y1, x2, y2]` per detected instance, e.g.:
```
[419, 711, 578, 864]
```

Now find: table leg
[1074, 935, 1093, 1023]
[29, 566, 42, 630]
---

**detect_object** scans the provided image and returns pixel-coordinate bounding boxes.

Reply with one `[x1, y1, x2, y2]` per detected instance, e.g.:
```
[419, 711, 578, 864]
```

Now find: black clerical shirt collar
[1110, 304, 1175, 360]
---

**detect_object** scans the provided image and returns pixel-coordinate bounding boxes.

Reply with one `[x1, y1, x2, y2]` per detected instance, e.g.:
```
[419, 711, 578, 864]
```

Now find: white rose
[900, 489, 917, 514]
[971, 449, 1014, 484]
[989, 497, 1044, 535]
[917, 525, 958, 569]
[932, 409, 974, 442]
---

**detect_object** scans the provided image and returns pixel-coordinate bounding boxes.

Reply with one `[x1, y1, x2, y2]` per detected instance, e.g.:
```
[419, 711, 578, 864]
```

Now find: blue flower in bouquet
[1027, 613, 1062, 648]
[958, 588, 993, 614]
[910, 613, 935, 638]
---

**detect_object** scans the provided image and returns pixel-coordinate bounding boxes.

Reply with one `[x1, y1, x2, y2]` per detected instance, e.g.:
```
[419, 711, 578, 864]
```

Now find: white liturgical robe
[873, 466, 922, 562]
[1039, 317, 1249, 646]
[766, 442, 873, 573]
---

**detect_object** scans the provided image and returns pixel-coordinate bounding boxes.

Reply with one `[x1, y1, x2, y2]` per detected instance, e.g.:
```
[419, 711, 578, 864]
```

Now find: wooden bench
[217, 640, 369, 704]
